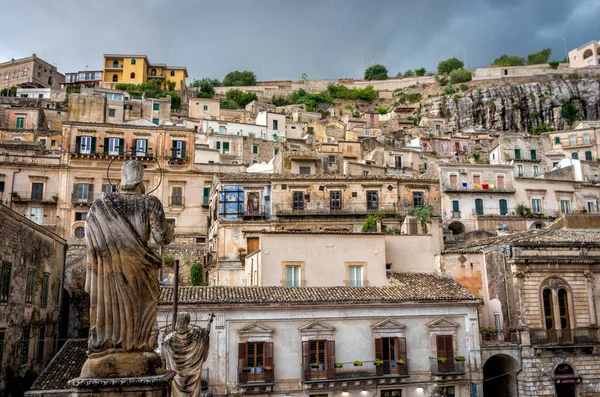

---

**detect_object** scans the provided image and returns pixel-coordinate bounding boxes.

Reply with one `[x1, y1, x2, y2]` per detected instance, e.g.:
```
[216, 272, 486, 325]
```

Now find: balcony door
[247, 193, 259, 215]
[238, 341, 273, 383]
[375, 337, 407, 375]
[302, 340, 335, 380]
[436, 335, 455, 373]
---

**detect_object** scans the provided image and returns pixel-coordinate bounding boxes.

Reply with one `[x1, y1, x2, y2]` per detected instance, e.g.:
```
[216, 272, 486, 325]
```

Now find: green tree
[190, 77, 220, 98]
[527, 48, 552, 65]
[225, 89, 258, 108]
[220, 99, 239, 109]
[437, 57, 464, 75]
[301, 72, 308, 81]
[414, 68, 427, 76]
[271, 96, 290, 106]
[532, 123, 555, 134]
[222, 70, 257, 86]
[442, 85, 457, 95]
[191, 263, 203, 286]
[376, 107, 388, 115]
[561, 102, 581, 127]
[364, 64, 388, 80]
[448, 68, 472, 84]
[491, 54, 525, 67]
[402, 70, 415, 77]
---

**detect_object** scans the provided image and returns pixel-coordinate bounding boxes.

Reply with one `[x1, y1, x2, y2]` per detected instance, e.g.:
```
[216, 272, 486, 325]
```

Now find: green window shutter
[16, 117, 24, 130]
[452, 200, 460, 212]
[153, 103, 159, 111]
[223, 142, 230, 152]
[555, 137, 560, 144]
[216, 141, 221, 150]
[514, 149, 521, 159]
[530, 150, 536, 160]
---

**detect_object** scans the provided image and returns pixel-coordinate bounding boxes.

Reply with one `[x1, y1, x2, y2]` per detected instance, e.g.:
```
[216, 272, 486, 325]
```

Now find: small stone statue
[81, 160, 173, 378]
[163, 313, 214, 397]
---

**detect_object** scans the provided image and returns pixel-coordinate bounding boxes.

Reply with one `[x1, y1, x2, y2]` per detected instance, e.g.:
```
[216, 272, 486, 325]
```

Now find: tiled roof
[442, 229, 600, 253]
[260, 230, 384, 235]
[29, 339, 87, 392]
[217, 173, 438, 182]
[159, 273, 477, 305]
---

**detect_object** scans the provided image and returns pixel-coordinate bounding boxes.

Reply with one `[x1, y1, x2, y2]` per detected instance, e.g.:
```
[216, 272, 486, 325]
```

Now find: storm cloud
[2, 0, 599, 82]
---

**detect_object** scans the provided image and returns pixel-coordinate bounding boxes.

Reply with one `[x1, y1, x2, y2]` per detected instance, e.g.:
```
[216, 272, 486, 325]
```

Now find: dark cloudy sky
[3, 0, 600, 82]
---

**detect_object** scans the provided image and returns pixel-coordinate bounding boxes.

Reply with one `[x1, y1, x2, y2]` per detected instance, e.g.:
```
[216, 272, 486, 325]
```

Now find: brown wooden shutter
[326, 340, 336, 379]
[301, 341, 310, 366]
[238, 342, 247, 368]
[247, 237, 259, 253]
[88, 184, 94, 203]
[374, 338, 383, 360]
[264, 342, 273, 366]
[71, 184, 78, 202]
[436, 335, 453, 358]
[397, 337, 407, 360]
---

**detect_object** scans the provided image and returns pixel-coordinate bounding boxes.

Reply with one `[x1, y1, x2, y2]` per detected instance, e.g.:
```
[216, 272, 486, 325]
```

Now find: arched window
[112, 74, 118, 82]
[543, 288, 554, 330]
[170, 70, 175, 77]
[558, 289, 570, 331]
[130, 72, 135, 79]
[131, 59, 136, 65]
[112, 60, 119, 68]
[540, 277, 573, 343]
[151, 69, 157, 76]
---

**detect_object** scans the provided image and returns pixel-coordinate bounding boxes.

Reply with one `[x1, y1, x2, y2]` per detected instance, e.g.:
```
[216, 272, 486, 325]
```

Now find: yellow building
[101, 54, 188, 90]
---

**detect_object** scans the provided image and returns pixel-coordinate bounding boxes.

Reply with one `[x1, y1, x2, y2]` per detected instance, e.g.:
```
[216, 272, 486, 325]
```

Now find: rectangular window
[395, 156, 402, 169]
[135, 139, 148, 156]
[554, 137, 560, 144]
[309, 340, 327, 365]
[41, 273, 49, 307]
[381, 390, 402, 397]
[585, 151, 593, 161]
[203, 105, 208, 111]
[107, 137, 121, 155]
[452, 200, 460, 217]
[584, 134, 591, 145]
[76, 183, 89, 202]
[16, 117, 24, 130]
[153, 103, 160, 111]
[252, 145, 259, 155]
[203, 186, 210, 206]
[75, 212, 87, 222]
[152, 118, 159, 125]
[292, 191, 305, 211]
[532, 199, 542, 214]
[329, 155, 335, 164]
[571, 152, 579, 160]
[0, 181, 4, 192]
[79, 136, 93, 154]
[21, 326, 30, 365]
[25, 270, 35, 304]
[473, 174, 481, 185]
[366, 190, 379, 210]
[412, 191, 425, 207]
[222, 142, 230, 153]
[37, 326, 45, 361]
[514, 149, 521, 159]
[219, 126, 226, 134]
[286, 266, 301, 287]
[31, 182, 44, 201]
[517, 165, 523, 176]
[330, 191, 342, 212]
[108, 109, 116, 118]
[172, 140, 185, 158]
[299, 166, 311, 175]
[530, 149, 537, 160]
[349, 265, 363, 287]
[533, 166, 539, 176]
[274, 148, 279, 156]
[0, 329, 5, 373]
[560, 200, 571, 214]
[272, 119, 278, 130]
[171, 186, 183, 206]
[449, 174, 457, 189]
[0, 263, 11, 303]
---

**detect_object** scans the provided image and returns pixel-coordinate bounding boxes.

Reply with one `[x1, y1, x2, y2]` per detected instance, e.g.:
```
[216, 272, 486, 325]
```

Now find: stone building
[158, 273, 483, 397]
[206, 173, 441, 285]
[439, 225, 600, 397]
[0, 54, 65, 91]
[0, 204, 66, 387]
[437, 164, 517, 235]
[101, 54, 187, 90]
[544, 128, 600, 164]
[489, 133, 547, 178]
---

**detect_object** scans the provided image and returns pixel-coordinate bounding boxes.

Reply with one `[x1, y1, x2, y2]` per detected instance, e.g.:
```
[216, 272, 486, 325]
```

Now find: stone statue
[162, 313, 214, 397]
[81, 160, 173, 378]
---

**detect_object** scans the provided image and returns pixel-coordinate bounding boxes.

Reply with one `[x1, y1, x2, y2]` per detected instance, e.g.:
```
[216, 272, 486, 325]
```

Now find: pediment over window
[299, 320, 335, 340]
[238, 322, 274, 341]
[428, 317, 460, 329]
[372, 318, 406, 333]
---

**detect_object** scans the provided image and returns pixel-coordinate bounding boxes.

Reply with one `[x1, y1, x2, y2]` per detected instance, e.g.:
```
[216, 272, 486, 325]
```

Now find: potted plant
[353, 360, 363, 367]
[242, 367, 251, 373]
[335, 362, 343, 368]
[454, 356, 466, 362]
[11, 192, 20, 199]
[373, 358, 384, 366]
[263, 366, 273, 372]
[51, 194, 59, 201]
[396, 359, 406, 365]
[437, 357, 447, 363]
[310, 362, 321, 369]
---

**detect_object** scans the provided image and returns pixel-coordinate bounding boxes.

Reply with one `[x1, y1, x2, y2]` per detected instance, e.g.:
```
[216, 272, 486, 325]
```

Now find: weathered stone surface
[422, 77, 600, 131]
[80, 352, 165, 378]
[82, 160, 173, 378]
[68, 371, 175, 397]
[162, 312, 212, 397]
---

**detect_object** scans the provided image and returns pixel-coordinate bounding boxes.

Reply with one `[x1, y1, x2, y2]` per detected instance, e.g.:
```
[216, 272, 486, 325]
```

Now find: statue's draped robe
[85, 192, 172, 356]
[163, 328, 209, 397]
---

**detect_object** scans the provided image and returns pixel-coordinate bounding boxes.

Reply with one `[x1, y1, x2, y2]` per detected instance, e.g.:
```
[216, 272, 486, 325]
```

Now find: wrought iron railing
[530, 328, 598, 345]
[301, 360, 409, 382]
[238, 365, 275, 386]
[429, 357, 466, 375]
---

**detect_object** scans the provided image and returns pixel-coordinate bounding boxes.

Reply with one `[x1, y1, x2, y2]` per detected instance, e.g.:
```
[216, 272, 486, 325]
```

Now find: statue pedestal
[68, 372, 175, 397]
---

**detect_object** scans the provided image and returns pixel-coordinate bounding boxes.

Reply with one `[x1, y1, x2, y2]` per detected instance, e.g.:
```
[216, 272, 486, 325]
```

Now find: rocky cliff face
[421, 77, 600, 131]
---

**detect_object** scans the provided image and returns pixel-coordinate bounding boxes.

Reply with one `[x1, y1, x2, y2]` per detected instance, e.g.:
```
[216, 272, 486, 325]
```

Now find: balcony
[242, 209, 270, 219]
[481, 329, 521, 345]
[472, 208, 520, 217]
[563, 137, 594, 148]
[10, 192, 58, 204]
[301, 360, 410, 383]
[429, 357, 466, 376]
[451, 211, 461, 218]
[238, 365, 275, 387]
[530, 328, 598, 345]
[275, 202, 402, 217]
[105, 64, 123, 71]
[443, 184, 515, 194]
[286, 150, 320, 160]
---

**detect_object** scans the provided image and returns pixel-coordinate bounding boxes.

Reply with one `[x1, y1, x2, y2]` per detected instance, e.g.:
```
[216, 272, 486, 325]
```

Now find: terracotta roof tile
[217, 173, 438, 183]
[159, 273, 476, 305]
[29, 339, 87, 392]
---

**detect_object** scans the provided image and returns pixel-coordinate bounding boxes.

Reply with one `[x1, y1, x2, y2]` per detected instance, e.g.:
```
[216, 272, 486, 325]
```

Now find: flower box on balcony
[353, 361, 363, 367]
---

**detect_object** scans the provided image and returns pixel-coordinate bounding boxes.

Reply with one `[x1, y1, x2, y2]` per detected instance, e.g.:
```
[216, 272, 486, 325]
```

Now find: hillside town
[0, 38, 600, 397]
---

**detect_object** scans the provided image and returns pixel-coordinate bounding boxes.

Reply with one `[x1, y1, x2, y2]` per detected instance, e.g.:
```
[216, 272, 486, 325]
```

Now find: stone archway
[554, 363, 577, 397]
[483, 354, 519, 397]
[448, 221, 466, 235]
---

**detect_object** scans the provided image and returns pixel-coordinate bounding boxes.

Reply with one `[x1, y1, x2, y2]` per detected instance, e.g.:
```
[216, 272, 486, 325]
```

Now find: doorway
[483, 354, 519, 397]
[554, 363, 577, 397]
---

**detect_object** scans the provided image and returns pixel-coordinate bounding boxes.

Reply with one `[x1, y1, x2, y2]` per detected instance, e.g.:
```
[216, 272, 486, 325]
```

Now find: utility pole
[463, 48, 467, 68]
[562, 38, 569, 63]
